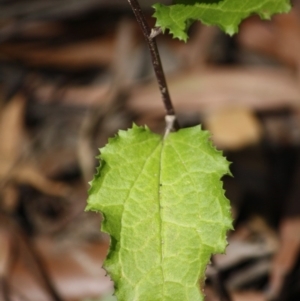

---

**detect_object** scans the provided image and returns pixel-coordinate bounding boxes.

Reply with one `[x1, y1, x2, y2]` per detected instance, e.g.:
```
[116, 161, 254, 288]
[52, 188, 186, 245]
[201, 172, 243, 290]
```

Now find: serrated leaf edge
[153, 1, 292, 40]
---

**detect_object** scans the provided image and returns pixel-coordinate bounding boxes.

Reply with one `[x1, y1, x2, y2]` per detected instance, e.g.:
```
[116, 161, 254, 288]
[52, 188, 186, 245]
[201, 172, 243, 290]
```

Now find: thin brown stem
[127, 0, 179, 130]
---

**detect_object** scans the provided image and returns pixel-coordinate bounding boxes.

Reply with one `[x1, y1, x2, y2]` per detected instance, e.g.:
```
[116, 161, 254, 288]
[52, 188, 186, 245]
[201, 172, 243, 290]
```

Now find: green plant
[86, 1, 291, 301]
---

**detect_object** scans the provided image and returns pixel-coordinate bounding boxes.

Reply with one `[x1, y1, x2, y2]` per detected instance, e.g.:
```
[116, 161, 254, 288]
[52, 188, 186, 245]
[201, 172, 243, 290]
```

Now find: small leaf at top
[86, 125, 232, 301]
[153, 0, 291, 41]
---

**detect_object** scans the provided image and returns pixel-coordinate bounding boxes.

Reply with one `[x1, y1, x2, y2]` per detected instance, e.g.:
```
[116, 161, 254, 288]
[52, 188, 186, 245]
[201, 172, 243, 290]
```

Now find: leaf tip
[224, 24, 238, 36]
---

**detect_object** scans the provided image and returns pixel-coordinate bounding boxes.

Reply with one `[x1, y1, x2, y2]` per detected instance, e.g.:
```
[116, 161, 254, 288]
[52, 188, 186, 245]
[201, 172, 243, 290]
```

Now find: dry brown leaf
[0, 94, 26, 162]
[204, 107, 262, 150]
[0, 37, 116, 69]
[0, 94, 70, 210]
[8, 236, 111, 301]
[129, 67, 300, 119]
[0, 229, 10, 277]
[268, 217, 300, 298]
[232, 291, 267, 301]
[238, 6, 300, 69]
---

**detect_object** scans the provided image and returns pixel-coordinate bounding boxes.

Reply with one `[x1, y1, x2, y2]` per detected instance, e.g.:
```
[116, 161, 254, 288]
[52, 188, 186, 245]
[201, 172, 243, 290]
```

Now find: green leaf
[153, 0, 291, 41]
[86, 125, 232, 301]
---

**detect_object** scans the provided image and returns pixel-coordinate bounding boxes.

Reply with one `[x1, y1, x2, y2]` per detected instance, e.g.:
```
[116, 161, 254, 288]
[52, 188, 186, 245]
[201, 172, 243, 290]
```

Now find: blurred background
[0, 0, 300, 300]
